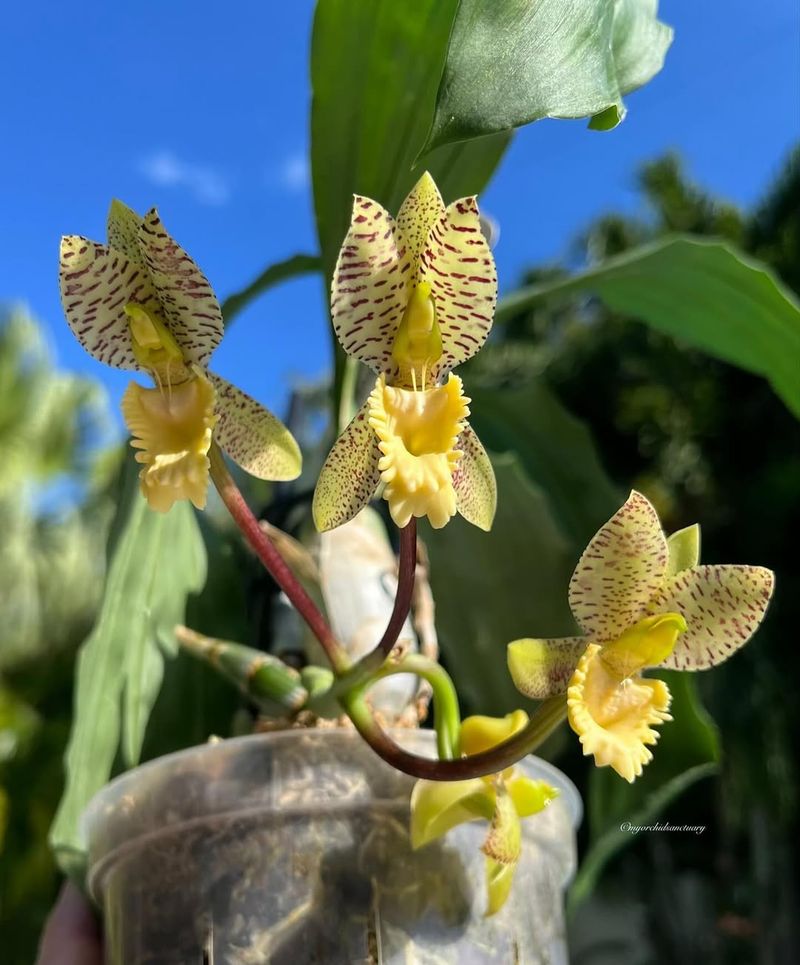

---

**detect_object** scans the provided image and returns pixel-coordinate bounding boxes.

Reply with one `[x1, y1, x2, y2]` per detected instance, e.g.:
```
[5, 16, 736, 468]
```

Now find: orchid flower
[410, 711, 557, 915]
[59, 201, 301, 512]
[507, 491, 774, 782]
[313, 172, 498, 533]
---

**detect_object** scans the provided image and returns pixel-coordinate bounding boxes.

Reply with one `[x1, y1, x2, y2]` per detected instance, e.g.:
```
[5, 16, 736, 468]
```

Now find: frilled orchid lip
[567, 641, 673, 784]
[368, 373, 469, 529]
[121, 368, 218, 513]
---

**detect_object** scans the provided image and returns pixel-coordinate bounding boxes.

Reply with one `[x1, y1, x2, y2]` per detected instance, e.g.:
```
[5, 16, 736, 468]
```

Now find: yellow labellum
[368, 373, 469, 529]
[567, 616, 681, 783]
[122, 369, 218, 513]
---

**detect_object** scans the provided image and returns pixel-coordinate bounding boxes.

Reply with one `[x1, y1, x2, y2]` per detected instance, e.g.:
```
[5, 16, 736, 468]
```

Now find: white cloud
[278, 151, 310, 192]
[137, 150, 230, 206]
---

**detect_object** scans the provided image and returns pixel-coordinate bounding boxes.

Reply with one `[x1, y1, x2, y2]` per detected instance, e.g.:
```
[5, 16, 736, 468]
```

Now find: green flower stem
[353, 653, 461, 759]
[176, 624, 308, 714]
[209, 443, 351, 675]
[342, 693, 568, 781]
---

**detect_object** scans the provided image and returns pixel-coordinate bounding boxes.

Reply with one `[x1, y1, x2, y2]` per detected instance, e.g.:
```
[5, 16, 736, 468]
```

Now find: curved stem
[343, 693, 567, 780]
[342, 520, 417, 688]
[359, 654, 461, 759]
[209, 443, 350, 675]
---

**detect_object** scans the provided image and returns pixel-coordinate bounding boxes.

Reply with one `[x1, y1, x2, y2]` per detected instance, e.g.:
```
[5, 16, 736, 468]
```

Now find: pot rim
[81, 727, 581, 829]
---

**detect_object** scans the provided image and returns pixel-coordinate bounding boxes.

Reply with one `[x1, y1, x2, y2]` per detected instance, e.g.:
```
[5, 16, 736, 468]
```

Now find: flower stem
[208, 443, 350, 675]
[355, 653, 461, 759]
[343, 520, 417, 686]
[342, 693, 567, 780]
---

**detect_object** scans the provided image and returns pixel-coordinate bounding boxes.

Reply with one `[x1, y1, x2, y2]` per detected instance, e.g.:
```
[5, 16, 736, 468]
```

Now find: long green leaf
[496, 236, 800, 418]
[424, 0, 672, 151]
[49, 462, 206, 878]
[428, 379, 621, 714]
[221, 253, 322, 326]
[468, 380, 621, 547]
[568, 671, 720, 912]
[426, 454, 577, 715]
[311, 0, 510, 285]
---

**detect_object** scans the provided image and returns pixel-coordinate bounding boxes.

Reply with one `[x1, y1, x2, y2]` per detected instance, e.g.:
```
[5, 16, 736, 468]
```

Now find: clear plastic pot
[82, 729, 580, 964]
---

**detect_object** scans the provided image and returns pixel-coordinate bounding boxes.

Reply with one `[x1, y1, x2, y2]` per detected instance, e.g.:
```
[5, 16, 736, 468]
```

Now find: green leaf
[568, 671, 720, 912]
[426, 454, 577, 715]
[424, 0, 672, 152]
[49, 459, 206, 878]
[496, 236, 800, 419]
[468, 380, 621, 547]
[220, 253, 322, 327]
[311, 0, 510, 285]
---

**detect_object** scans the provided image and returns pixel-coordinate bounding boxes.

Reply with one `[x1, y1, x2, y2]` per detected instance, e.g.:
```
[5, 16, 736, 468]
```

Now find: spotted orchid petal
[419, 196, 497, 379]
[313, 398, 381, 532]
[409, 777, 492, 850]
[331, 197, 409, 375]
[395, 172, 446, 276]
[452, 424, 497, 532]
[208, 374, 301, 481]
[647, 564, 774, 671]
[107, 198, 146, 263]
[569, 490, 668, 642]
[59, 235, 160, 370]
[137, 208, 224, 369]
[666, 523, 701, 576]
[507, 637, 589, 698]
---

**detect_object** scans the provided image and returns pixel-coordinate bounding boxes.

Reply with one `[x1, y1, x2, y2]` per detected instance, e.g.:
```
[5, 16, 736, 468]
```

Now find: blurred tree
[0, 307, 118, 961]
[477, 149, 800, 964]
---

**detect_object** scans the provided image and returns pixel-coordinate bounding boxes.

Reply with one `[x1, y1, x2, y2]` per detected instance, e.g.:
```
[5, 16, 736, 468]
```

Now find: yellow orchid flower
[507, 491, 775, 782]
[410, 711, 558, 915]
[59, 201, 301, 512]
[313, 172, 498, 533]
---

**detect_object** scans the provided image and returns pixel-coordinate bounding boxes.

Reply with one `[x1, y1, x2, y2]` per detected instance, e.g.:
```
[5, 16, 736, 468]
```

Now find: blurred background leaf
[221, 253, 322, 327]
[424, 0, 672, 151]
[467, 380, 621, 546]
[0, 306, 116, 958]
[49, 457, 206, 879]
[425, 454, 577, 715]
[496, 237, 800, 418]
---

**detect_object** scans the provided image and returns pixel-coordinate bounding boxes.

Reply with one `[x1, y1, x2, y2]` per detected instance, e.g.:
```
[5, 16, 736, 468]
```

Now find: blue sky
[2, 1, 798, 429]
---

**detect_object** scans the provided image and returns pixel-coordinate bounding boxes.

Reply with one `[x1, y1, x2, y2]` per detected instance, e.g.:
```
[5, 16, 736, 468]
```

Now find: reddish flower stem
[343, 692, 567, 780]
[209, 444, 350, 674]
